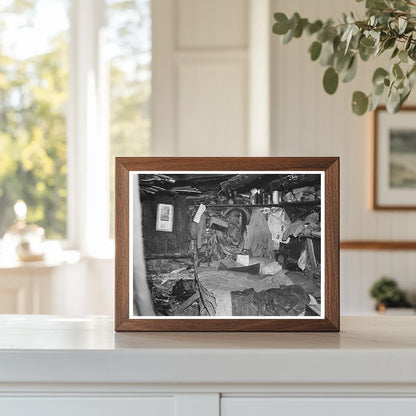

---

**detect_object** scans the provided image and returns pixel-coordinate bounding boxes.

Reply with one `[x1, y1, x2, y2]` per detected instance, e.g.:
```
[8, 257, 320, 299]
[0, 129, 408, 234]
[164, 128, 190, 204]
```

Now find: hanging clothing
[243, 209, 274, 258]
[267, 208, 291, 250]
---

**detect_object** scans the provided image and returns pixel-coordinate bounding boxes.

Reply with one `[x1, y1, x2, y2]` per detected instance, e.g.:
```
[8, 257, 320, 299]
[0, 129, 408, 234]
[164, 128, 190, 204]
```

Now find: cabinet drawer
[0, 396, 175, 416]
[221, 397, 416, 416]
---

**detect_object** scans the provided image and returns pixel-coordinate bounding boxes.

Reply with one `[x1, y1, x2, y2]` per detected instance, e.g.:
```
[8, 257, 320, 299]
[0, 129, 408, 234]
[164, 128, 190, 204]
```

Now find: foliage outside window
[0, 0, 69, 238]
[107, 0, 151, 237]
[0, 0, 151, 242]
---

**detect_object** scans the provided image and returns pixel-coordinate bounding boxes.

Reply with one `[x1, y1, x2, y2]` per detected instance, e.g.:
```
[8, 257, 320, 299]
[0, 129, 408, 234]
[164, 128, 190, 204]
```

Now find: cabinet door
[0, 273, 33, 313]
[221, 397, 416, 416]
[0, 396, 175, 416]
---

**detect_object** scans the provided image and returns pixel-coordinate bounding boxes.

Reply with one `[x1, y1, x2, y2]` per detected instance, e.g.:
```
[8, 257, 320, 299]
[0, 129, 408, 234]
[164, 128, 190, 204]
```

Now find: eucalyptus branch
[272, 0, 416, 115]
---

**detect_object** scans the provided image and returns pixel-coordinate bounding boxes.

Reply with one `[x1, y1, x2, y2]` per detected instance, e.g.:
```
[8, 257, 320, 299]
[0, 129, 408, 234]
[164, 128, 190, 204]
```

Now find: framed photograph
[156, 203, 174, 232]
[374, 106, 416, 209]
[115, 157, 339, 331]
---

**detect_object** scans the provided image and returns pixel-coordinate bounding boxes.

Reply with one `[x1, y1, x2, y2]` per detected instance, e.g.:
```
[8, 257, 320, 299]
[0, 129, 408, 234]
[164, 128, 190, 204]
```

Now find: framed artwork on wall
[374, 106, 416, 210]
[155, 203, 174, 232]
[115, 157, 339, 332]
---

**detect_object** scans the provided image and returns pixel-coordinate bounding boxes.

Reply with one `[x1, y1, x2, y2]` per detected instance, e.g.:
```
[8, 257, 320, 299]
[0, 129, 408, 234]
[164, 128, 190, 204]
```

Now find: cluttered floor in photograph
[148, 259, 321, 317]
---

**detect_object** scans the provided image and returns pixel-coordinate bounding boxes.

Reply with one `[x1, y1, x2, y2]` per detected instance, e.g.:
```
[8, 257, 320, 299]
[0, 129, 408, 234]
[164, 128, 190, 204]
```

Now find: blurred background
[0, 0, 415, 316]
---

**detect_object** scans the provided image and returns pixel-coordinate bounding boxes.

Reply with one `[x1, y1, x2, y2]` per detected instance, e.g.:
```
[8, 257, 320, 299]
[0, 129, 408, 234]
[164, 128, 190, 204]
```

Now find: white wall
[152, 0, 269, 157]
[55, 0, 416, 316]
[271, 0, 416, 313]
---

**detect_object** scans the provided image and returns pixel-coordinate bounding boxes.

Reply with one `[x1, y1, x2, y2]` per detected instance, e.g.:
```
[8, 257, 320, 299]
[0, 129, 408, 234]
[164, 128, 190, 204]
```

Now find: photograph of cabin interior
[137, 172, 322, 318]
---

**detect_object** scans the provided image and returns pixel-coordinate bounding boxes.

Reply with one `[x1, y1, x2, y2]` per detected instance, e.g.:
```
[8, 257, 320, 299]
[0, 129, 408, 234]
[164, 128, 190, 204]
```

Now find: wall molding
[340, 241, 416, 250]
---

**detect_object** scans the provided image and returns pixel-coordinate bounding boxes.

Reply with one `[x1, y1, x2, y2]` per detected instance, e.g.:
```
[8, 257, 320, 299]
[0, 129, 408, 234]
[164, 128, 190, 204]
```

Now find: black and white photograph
[130, 171, 324, 318]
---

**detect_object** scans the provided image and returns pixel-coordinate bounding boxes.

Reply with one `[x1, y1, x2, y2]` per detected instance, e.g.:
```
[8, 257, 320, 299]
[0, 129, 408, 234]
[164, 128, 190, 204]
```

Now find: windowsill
[0, 250, 81, 271]
[0, 238, 115, 270]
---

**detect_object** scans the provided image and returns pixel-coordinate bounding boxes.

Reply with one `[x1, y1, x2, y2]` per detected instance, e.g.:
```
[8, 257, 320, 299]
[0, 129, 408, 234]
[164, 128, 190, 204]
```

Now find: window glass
[0, 0, 70, 239]
[106, 0, 152, 237]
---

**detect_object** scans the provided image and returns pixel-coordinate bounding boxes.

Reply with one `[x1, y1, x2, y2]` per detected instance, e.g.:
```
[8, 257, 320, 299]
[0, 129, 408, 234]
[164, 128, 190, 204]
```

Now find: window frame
[67, 0, 112, 257]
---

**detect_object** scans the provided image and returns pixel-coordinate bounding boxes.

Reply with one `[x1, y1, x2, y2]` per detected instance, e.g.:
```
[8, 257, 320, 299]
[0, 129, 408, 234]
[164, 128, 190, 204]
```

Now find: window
[106, 0, 151, 237]
[0, 0, 70, 239]
[0, 0, 151, 251]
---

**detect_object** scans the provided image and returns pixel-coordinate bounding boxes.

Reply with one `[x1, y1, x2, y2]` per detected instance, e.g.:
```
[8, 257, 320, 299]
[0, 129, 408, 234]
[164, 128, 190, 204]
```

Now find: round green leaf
[372, 68, 389, 86]
[334, 52, 352, 73]
[342, 56, 358, 83]
[399, 50, 408, 63]
[293, 18, 308, 38]
[320, 41, 335, 66]
[367, 0, 388, 11]
[373, 82, 385, 96]
[393, 63, 404, 79]
[323, 67, 339, 95]
[384, 37, 396, 50]
[295, 24, 304, 38]
[360, 37, 375, 48]
[387, 88, 401, 113]
[282, 29, 293, 45]
[393, 0, 410, 11]
[317, 30, 328, 43]
[369, 92, 383, 112]
[309, 41, 322, 61]
[408, 70, 416, 89]
[408, 64, 416, 80]
[290, 12, 301, 30]
[273, 13, 290, 35]
[352, 91, 369, 115]
[307, 20, 323, 35]
[409, 45, 416, 61]
[391, 47, 399, 59]
[405, 34, 413, 51]
[400, 88, 411, 107]
[359, 44, 375, 62]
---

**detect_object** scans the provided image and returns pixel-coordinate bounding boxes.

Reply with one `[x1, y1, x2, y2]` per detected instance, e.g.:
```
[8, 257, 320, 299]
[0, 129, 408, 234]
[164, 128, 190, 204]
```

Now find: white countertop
[0, 315, 415, 386]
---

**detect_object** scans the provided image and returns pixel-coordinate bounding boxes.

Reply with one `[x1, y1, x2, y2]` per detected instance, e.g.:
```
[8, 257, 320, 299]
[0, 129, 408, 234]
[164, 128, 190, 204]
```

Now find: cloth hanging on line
[243, 209, 274, 258]
[267, 208, 291, 250]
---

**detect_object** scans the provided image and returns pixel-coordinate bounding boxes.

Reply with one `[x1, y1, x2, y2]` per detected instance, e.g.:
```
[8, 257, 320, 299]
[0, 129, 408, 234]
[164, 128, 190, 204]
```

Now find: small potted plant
[370, 276, 413, 314]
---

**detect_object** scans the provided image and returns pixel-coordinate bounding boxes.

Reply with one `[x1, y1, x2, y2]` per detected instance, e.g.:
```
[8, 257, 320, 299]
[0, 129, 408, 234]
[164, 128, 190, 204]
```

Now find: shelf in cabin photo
[189, 201, 321, 208]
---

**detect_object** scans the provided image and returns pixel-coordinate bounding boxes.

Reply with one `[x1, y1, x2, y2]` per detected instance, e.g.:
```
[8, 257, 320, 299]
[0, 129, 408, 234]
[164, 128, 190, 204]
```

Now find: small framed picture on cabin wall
[115, 157, 340, 332]
[374, 106, 416, 209]
[156, 203, 174, 232]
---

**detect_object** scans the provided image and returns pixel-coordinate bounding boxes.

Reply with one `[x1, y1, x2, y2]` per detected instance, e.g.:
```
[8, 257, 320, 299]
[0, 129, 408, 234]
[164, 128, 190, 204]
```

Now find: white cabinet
[3, 395, 416, 416]
[1, 397, 175, 416]
[0, 267, 56, 314]
[0, 316, 415, 416]
[0, 251, 84, 314]
[222, 398, 416, 416]
[0, 256, 114, 315]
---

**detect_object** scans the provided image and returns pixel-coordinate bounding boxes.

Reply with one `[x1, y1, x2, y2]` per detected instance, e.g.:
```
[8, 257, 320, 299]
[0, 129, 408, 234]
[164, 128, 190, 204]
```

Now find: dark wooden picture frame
[373, 106, 416, 210]
[115, 157, 339, 332]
